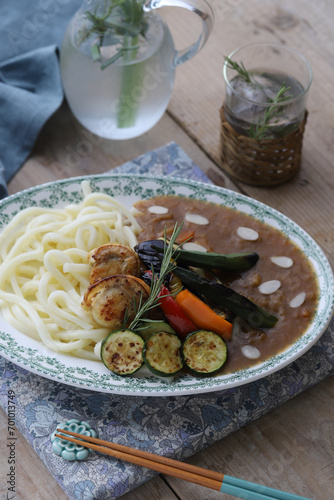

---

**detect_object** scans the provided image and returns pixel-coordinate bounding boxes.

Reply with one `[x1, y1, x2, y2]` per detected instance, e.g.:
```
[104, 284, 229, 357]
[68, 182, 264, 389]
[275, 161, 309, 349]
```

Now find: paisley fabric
[1, 143, 333, 500]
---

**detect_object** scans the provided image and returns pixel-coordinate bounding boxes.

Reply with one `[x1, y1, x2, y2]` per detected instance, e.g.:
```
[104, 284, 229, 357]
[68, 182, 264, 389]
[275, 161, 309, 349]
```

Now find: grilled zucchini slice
[138, 321, 176, 340]
[143, 331, 183, 377]
[101, 329, 144, 376]
[183, 330, 227, 376]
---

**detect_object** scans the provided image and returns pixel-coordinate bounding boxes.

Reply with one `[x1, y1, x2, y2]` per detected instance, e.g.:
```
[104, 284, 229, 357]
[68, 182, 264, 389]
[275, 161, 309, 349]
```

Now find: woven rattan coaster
[219, 108, 308, 186]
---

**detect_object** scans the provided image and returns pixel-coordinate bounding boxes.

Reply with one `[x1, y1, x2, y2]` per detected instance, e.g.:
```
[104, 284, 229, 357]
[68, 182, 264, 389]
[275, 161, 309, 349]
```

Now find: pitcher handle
[144, 0, 214, 66]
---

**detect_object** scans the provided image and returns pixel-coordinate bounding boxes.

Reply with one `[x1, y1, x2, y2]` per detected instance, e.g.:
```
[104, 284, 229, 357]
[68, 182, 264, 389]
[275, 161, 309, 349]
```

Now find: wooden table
[1, 0, 334, 498]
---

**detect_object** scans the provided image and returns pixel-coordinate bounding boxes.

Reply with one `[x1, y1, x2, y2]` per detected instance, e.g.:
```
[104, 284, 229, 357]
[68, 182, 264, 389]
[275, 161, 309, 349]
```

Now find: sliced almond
[148, 205, 169, 215]
[182, 242, 208, 252]
[289, 292, 306, 308]
[241, 345, 261, 359]
[237, 227, 259, 241]
[258, 280, 281, 295]
[185, 213, 209, 225]
[270, 256, 294, 268]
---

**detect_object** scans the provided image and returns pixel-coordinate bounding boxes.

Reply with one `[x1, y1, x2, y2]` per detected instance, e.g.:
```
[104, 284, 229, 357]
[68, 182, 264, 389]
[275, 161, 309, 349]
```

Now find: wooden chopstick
[55, 428, 222, 491]
[55, 429, 312, 500]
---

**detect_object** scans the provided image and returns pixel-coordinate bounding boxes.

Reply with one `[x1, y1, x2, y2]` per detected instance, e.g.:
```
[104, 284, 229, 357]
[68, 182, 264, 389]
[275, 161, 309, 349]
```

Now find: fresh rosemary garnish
[85, 0, 148, 65]
[224, 56, 254, 84]
[249, 82, 292, 140]
[224, 56, 293, 140]
[83, 0, 148, 128]
[128, 223, 184, 332]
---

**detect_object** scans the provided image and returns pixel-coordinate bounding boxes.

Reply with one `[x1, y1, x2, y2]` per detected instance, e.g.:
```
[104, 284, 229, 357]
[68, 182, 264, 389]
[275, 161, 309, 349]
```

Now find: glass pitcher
[60, 0, 214, 140]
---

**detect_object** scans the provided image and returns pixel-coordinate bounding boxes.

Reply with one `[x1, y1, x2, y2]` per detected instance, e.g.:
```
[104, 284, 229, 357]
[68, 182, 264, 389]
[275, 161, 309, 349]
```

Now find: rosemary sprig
[224, 56, 254, 84]
[83, 0, 148, 128]
[128, 223, 183, 332]
[225, 55, 293, 141]
[249, 82, 292, 140]
[85, 0, 148, 67]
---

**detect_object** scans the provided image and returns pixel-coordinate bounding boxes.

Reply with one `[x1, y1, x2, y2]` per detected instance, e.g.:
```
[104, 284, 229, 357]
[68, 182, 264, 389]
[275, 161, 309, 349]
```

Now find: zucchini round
[101, 329, 144, 376]
[143, 331, 183, 377]
[183, 330, 227, 376]
[138, 321, 176, 341]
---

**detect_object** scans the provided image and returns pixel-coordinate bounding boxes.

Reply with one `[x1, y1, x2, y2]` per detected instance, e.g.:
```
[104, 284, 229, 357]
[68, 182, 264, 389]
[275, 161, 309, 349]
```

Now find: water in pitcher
[224, 70, 306, 139]
[60, 14, 175, 140]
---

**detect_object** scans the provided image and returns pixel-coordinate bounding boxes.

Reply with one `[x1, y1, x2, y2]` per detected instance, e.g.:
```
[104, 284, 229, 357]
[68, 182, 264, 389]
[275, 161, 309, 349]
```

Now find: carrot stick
[175, 289, 232, 341]
[176, 230, 194, 244]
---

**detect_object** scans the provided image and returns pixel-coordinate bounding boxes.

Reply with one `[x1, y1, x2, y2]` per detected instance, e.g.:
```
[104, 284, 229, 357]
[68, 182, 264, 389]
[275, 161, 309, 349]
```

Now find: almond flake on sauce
[182, 242, 208, 252]
[237, 227, 259, 241]
[185, 213, 209, 225]
[289, 292, 306, 308]
[241, 345, 261, 359]
[270, 256, 294, 268]
[148, 205, 169, 215]
[258, 280, 281, 295]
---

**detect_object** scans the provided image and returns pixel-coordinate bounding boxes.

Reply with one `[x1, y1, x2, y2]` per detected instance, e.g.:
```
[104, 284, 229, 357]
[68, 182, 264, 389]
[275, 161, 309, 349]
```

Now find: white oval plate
[0, 174, 333, 396]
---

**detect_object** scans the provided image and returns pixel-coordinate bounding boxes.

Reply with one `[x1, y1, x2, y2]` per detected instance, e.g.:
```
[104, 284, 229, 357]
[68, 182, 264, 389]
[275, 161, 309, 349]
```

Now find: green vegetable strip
[117, 34, 145, 128]
[173, 266, 278, 328]
[156, 245, 259, 272]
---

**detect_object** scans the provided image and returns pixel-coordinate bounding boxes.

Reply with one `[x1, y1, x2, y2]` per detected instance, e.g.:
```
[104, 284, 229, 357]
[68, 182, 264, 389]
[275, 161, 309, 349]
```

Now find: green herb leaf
[91, 43, 101, 61]
[224, 56, 294, 140]
[249, 82, 292, 140]
[85, 1, 147, 42]
[83, 1, 148, 128]
[100, 49, 124, 69]
[128, 222, 184, 332]
[224, 56, 254, 84]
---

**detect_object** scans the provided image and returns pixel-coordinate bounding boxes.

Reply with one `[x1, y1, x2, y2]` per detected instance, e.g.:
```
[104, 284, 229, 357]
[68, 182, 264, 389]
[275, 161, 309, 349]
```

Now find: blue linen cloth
[0, 142, 334, 500]
[0, 0, 82, 196]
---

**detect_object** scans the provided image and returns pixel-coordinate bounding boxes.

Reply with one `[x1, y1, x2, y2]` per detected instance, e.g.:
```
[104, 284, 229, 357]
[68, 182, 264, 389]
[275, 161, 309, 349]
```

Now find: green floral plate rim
[0, 174, 333, 396]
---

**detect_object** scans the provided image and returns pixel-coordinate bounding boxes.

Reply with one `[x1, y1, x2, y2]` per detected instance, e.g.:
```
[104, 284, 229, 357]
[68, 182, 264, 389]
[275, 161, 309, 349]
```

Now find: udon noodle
[0, 181, 141, 359]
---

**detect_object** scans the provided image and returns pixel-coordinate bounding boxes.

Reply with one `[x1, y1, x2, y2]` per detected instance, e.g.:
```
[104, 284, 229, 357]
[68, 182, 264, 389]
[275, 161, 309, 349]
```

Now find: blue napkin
[0, 1, 82, 196]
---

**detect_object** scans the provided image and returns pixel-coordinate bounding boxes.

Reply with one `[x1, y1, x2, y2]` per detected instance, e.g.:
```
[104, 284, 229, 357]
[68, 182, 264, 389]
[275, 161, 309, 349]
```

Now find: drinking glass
[220, 42, 312, 186]
[223, 42, 312, 140]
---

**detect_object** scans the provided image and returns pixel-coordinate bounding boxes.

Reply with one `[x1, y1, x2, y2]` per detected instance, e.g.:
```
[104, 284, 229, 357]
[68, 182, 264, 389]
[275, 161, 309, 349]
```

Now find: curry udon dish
[0, 186, 318, 379]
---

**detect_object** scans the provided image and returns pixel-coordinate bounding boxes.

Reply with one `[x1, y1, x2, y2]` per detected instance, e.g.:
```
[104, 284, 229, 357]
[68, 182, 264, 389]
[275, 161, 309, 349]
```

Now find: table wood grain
[1, 0, 334, 499]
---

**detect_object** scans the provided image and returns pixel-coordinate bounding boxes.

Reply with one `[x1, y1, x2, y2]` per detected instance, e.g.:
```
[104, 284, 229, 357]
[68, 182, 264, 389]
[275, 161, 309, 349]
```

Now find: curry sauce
[134, 195, 318, 375]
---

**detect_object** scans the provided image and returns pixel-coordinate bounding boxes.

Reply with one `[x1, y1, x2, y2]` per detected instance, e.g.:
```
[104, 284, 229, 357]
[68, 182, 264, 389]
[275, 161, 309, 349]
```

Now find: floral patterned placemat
[1, 142, 333, 500]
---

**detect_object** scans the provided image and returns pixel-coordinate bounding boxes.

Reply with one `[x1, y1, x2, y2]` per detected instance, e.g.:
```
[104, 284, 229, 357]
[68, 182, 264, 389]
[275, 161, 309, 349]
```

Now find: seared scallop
[82, 275, 150, 329]
[88, 244, 140, 283]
